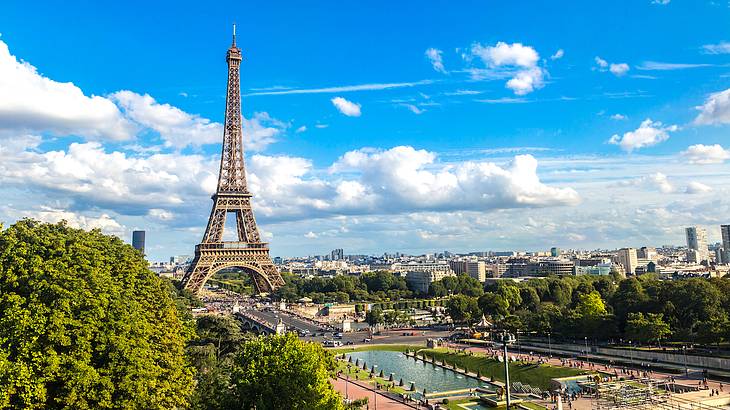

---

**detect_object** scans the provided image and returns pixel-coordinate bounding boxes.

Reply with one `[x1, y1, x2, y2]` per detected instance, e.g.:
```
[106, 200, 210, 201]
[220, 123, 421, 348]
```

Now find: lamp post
[682, 346, 688, 376]
[584, 336, 590, 366]
[548, 332, 553, 358]
[502, 332, 516, 409]
[628, 340, 634, 366]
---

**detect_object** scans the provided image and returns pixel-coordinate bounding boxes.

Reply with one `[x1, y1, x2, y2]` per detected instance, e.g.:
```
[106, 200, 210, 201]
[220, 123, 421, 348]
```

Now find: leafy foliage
[0, 219, 193, 409]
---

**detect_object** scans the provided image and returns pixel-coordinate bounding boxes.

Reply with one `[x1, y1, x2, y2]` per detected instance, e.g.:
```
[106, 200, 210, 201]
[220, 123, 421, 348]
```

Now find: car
[362, 338, 372, 343]
[334, 332, 343, 339]
[345, 341, 354, 345]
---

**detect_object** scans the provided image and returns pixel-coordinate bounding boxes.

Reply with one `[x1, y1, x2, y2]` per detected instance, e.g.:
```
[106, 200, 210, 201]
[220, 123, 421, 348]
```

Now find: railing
[197, 242, 268, 250]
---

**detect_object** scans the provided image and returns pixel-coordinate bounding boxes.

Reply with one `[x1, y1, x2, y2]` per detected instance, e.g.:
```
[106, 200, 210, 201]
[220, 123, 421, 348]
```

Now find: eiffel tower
[181, 26, 284, 295]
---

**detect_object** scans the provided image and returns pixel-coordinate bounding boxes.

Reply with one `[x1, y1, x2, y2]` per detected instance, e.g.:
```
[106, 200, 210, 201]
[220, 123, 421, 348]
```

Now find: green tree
[576, 291, 608, 317]
[365, 306, 383, 328]
[446, 295, 481, 325]
[625, 312, 671, 346]
[478, 293, 509, 319]
[226, 333, 343, 409]
[0, 220, 192, 409]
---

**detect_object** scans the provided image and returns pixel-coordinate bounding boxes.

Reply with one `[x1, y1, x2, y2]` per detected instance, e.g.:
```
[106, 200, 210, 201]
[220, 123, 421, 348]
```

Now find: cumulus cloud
[295, 125, 307, 133]
[17, 206, 124, 236]
[0, 40, 134, 140]
[681, 144, 730, 164]
[425, 48, 446, 73]
[111, 91, 286, 150]
[551, 49, 564, 60]
[685, 181, 712, 194]
[609, 63, 630, 76]
[618, 172, 674, 193]
[468, 42, 546, 95]
[594, 56, 629, 76]
[608, 119, 678, 152]
[331, 97, 361, 117]
[694, 88, 730, 125]
[610, 114, 627, 120]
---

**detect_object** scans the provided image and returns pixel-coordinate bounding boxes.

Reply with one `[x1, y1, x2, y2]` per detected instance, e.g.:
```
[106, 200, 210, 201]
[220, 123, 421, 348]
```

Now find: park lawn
[336, 360, 410, 396]
[332, 344, 421, 354]
[420, 348, 586, 391]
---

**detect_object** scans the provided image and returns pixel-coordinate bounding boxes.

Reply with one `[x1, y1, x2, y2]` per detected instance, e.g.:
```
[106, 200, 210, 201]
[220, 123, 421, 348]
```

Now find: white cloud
[681, 144, 730, 164]
[0, 40, 134, 140]
[111, 91, 286, 150]
[618, 172, 674, 193]
[609, 63, 630, 76]
[694, 88, 730, 125]
[401, 104, 424, 114]
[637, 61, 712, 70]
[20, 206, 124, 236]
[246, 80, 433, 96]
[469, 42, 545, 95]
[295, 125, 307, 133]
[608, 119, 678, 152]
[148, 208, 175, 221]
[594, 57, 608, 68]
[652, 0, 670, 4]
[304, 231, 318, 239]
[685, 181, 712, 194]
[551, 49, 564, 60]
[331, 97, 361, 117]
[315, 124, 329, 129]
[610, 114, 627, 120]
[702, 42, 730, 55]
[425, 48, 447, 73]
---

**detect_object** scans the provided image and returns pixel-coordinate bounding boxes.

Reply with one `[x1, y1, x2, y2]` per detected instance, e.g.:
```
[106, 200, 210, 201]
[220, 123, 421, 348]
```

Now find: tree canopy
[0, 219, 192, 409]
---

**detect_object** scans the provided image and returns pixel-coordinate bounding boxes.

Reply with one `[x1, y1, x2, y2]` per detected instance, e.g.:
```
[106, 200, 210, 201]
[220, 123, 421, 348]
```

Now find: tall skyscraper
[685, 226, 709, 263]
[331, 248, 344, 261]
[721, 225, 730, 264]
[132, 230, 145, 254]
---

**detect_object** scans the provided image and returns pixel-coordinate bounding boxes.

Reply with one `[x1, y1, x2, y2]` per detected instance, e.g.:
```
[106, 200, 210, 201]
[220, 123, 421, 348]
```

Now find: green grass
[332, 344, 421, 354]
[336, 360, 409, 395]
[420, 348, 586, 391]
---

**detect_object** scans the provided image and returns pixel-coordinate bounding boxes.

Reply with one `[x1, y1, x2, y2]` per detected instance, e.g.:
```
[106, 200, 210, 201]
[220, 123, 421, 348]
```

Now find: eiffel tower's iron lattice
[180, 27, 285, 295]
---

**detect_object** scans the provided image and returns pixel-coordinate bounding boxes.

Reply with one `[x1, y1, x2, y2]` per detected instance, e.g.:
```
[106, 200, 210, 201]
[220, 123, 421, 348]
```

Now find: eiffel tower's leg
[237, 208, 261, 243]
[182, 254, 214, 294]
[203, 207, 227, 243]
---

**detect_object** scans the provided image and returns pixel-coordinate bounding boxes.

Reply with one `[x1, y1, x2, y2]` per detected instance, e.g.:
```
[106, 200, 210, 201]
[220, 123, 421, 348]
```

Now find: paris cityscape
[2, 1, 730, 410]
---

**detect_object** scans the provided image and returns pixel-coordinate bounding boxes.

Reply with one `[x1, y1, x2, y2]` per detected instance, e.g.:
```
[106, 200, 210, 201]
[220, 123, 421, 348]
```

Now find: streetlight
[584, 336, 590, 366]
[682, 346, 688, 376]
[548, 332, 553, 358]
[502, 332, 516, 409]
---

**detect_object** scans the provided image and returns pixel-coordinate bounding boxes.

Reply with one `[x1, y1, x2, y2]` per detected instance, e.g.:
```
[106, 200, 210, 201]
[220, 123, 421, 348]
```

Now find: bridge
[234, 311, 281, 335]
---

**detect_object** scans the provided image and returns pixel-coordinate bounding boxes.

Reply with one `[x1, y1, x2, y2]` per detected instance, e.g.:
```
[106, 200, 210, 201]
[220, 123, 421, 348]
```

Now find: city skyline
[1, 1, 730, 260]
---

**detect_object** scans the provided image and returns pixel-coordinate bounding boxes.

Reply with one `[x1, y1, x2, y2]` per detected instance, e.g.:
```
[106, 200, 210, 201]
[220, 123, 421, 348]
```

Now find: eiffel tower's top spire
[232, 23, 237, 47]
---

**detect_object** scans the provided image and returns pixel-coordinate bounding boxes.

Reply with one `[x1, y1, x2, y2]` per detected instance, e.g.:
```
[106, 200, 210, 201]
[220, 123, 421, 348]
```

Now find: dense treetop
[0, 220, 193, 409]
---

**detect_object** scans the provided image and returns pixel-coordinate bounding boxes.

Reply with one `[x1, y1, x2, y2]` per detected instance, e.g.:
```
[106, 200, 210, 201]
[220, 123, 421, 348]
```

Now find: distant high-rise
[721, 225, 730, 264]
[331, 248, 344, 261]
[550, 247, 560, 257]
[132, 230, 145, 254]
[685, 226, 709, 263]
[615, 248, 638, 275]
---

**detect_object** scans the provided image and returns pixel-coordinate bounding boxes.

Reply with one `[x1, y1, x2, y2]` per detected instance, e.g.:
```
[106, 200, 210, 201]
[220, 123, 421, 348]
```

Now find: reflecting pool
[344, 350, 494, 395]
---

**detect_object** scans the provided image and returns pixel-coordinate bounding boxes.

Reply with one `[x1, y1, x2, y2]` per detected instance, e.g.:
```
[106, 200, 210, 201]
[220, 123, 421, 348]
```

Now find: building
[449, 260, 468, 275]
[406, 270, 456, 294]
[539, 259, 575, 275]
[465, 261, 487, 282]
[330, 248, 344, 261]
[132, 231, 145, 254]
[686, 226, 709, 263]
[575, 263, 612, 276]
[485, 263, 507, 278]
[550, 247, 560, 257]
[637, 247, 657, 261]
[722, 225, 730, 264]
[615, 248, 638, 276]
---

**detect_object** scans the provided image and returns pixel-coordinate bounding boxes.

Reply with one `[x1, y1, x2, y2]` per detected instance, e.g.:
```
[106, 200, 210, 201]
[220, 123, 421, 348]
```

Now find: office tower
[132, 230, 145, 254]
[550, 247, 560, 257]
[637, 247, 657, 261]
[686, 226, 709, 263]
[331, 248, 344, 261]
[615, 248, 638, 276]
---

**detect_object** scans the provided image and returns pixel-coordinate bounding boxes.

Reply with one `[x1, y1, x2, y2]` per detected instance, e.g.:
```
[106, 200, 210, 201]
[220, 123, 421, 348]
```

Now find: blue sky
[1, 0, 730, 260]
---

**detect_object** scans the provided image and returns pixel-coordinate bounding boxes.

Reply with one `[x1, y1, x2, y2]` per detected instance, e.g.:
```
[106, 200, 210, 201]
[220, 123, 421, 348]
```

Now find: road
[246, 308, 450, 346]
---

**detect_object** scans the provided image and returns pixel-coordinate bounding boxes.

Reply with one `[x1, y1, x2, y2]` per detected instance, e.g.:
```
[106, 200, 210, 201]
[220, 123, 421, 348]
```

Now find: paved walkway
[332, 376, 420, 409]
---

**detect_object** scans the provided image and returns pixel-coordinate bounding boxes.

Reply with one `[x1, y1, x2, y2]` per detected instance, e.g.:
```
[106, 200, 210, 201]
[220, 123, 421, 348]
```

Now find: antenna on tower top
[232, 23, 237, 47]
